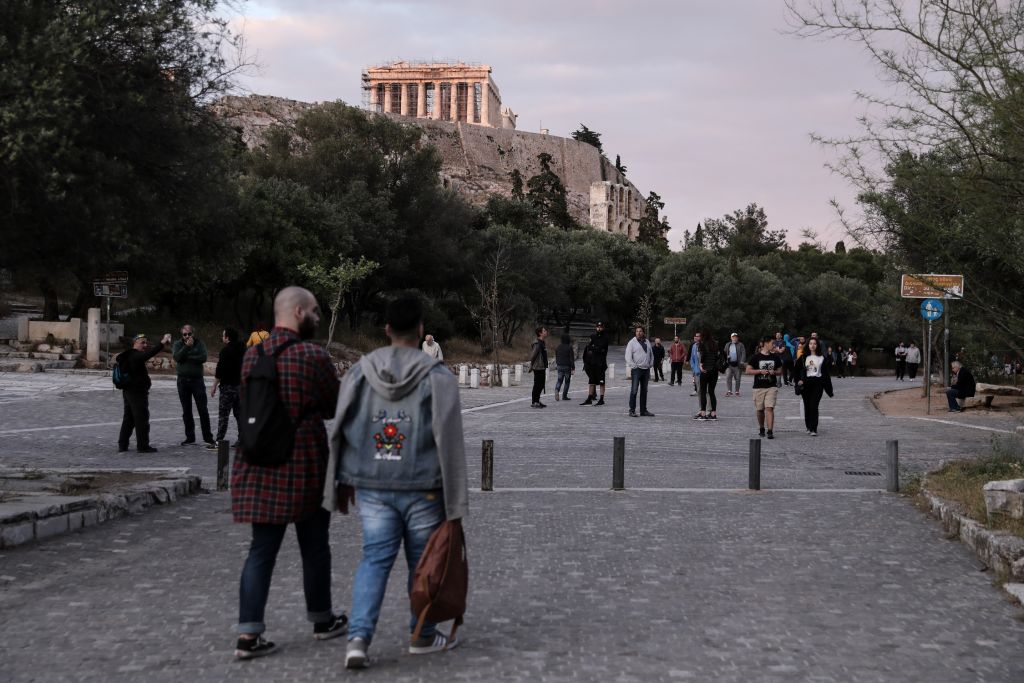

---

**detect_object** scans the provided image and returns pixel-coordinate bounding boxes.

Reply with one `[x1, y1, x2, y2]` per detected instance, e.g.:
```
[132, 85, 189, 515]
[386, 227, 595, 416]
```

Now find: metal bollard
[217, 440, 230, 491]
[481, 440, 494, 492]
[612, 436, 625, 490]
[748, 439, 761, 491]
[886, 440, 899, 493]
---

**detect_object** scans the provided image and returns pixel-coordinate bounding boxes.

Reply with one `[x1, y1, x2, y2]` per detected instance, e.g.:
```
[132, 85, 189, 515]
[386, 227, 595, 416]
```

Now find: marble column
[450, 81, 458, 122]
[369, 83, 379, 112]
[383, 83, 392, 115]
[400, 83, 410, 116]
[417, 81, 427, 118]
[432, 84, 442, 119]
[480, 81, 490, 126]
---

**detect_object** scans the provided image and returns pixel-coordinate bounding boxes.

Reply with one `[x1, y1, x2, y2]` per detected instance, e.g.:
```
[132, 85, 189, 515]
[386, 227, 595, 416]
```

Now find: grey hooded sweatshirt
[322, 346, 468, 520]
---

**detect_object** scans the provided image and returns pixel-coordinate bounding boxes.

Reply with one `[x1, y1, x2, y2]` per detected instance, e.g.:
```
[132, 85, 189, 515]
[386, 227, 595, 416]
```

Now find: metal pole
[885, 440, 899, 493]
[105, 296, 111, 367]
[926, 320, 932, 415]
[748, 439, 761, 490]
[943, 302, 950, 389]
[612, 437, 625, 490]
[481, 439, 494, 491]
[216, 440, 230, 491]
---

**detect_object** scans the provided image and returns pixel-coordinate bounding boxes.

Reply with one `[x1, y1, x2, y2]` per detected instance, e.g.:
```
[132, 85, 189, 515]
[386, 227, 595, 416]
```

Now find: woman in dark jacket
[795, 337, 834, 436]
[695, 330, 722, 421]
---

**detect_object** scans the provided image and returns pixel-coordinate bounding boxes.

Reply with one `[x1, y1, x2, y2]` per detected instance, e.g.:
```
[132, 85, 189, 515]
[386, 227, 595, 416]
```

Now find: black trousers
[652, 361, 664, 381]
[908, 362, 919, 379]
[895, 359, 906, 380]
[532, 369, 545, 403]
[670, 362, 683, 384]
[801, 377, 825, 432]
[119, 390, 151, 450]
[699, 371, 719, 413]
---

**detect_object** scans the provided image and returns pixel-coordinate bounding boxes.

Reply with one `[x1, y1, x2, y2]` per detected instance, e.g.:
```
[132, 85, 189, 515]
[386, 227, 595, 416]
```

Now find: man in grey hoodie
[323, 296, 468, 670]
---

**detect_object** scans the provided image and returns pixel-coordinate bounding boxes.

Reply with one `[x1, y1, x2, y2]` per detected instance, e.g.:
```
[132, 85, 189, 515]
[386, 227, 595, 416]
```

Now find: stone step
[43, 360, 78, 370]
[32, 352, 63, 361]
[0, 351, 32, 359]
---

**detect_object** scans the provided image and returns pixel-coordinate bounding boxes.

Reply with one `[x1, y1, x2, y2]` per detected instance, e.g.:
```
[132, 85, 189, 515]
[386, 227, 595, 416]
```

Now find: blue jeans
[554, 365, 572, 397]
[237, 508, 334, 634]
[349, 488, 445, 644]
[946, 388, 963, 411]
[176, 376, 213, 442]
[629, 368, 650, 413]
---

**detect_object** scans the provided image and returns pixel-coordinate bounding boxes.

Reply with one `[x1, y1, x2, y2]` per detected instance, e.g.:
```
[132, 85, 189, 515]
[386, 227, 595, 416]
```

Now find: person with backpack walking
[553, 333, 575, 401]
[207, 327, 246, 450]
[795, 337, 834, 436]
[230, 286, 347, 660]
[115, 332, 172, 453]
[323, 295, 469, 669]
[172, 324, 215, 446]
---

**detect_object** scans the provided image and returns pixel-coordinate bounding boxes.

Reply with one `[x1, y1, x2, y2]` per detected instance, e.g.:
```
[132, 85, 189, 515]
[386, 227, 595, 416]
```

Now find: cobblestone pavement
[1, 366, 1023, 680]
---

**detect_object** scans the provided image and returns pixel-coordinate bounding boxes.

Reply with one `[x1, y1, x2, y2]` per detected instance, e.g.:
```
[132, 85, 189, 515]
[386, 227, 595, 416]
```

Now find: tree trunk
[39, 277, 60, 320]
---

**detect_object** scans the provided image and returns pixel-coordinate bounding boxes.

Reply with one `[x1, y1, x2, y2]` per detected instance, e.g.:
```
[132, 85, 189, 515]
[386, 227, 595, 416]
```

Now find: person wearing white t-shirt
[796, 337, 833, 436]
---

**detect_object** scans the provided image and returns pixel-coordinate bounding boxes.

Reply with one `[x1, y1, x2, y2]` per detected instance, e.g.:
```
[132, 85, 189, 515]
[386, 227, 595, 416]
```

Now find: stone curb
[920, 488, 1024, 582]
[0, 469, 203, 549]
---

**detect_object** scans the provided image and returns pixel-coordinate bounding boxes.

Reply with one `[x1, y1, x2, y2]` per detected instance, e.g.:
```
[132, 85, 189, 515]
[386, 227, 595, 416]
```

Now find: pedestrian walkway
[0, 370, 1022, 680]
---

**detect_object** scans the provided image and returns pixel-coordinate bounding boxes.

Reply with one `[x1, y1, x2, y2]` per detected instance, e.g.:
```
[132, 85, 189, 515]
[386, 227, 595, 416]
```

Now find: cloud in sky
[227, 0, 891, 248]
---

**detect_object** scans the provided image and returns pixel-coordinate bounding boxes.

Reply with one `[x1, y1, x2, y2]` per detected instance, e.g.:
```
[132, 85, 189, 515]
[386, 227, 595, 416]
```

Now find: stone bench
[964, 383, 1024, 409]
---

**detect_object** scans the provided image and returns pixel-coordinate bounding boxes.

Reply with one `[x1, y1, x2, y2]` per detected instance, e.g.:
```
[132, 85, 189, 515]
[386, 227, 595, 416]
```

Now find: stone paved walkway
[1, 365, 1023, 680]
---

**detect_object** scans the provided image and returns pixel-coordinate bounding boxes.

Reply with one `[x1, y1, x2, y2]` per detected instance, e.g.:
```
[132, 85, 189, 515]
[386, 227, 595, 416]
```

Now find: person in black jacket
[117, 332, 172, 453]
[553, 334, 576, 401]
[208, 327, 247, 449]
[795, 337, 834, 436]
[651, 338, 666, 382]
[946, 360, 976, 412]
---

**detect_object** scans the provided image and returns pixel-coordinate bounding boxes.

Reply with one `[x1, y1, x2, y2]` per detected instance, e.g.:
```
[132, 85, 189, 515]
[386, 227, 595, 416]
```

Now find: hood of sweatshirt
[361, 346, 441, 401]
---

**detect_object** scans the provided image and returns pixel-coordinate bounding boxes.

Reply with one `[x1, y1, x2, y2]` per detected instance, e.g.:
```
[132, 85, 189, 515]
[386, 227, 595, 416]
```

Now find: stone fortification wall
[212, 95, 650, 229]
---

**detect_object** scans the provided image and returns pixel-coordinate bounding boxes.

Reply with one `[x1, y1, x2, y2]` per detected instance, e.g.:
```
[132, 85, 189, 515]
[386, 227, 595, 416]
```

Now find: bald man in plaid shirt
[230, 286, 346, 659]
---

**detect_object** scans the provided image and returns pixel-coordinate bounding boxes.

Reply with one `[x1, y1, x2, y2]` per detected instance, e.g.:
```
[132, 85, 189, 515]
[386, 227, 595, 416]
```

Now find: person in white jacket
[625, 326, 655, 417]
[421, 334, 443, 361]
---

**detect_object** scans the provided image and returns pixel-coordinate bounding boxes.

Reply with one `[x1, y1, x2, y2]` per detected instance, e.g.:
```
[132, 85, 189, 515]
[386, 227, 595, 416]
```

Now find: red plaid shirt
[231, 328, 340, 524]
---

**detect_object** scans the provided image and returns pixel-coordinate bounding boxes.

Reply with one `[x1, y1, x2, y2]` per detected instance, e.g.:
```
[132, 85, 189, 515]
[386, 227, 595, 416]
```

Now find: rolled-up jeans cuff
[236, 621, 264, 635]
[308, 609, 334, 624]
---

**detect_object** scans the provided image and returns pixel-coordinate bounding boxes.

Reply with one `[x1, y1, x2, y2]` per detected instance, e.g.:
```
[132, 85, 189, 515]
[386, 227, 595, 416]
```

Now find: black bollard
[481, 439, 494, 492]
[612, 437, 625, 490]
[886, 440, 899, 493]
[216, 440, 230, 491]
[748, 439, 761, 491]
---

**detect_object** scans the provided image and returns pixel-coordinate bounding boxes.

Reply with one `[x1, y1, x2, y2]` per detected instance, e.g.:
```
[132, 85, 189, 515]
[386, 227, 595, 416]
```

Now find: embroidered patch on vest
[371, 410, 411, 461]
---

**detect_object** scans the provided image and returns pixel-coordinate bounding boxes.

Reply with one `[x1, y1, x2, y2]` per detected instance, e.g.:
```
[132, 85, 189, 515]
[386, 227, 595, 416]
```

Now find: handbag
[794, 381, 803, 396]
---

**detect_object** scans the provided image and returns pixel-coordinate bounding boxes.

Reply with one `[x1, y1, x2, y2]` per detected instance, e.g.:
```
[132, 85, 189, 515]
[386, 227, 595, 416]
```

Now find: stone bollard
[458, 365, 468, 386]
[608, 363, 616, 381]
[748, 439, 761, 490]
[885, 440, 899, 493]
[470, 368, 479, 389]
[501, 367, 510, 387]
[481, 440, 494, 491]
[86, 308, 101, 363]
[612, 437, 625, 490]
[514, 364, 523, 385]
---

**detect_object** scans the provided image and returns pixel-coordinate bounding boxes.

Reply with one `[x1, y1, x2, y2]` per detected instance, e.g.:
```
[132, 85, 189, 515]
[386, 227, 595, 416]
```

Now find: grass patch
[924, 434, 1024, 537]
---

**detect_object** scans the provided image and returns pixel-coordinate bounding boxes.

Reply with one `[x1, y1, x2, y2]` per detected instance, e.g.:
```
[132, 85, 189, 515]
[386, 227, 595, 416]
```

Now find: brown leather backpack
[410, 519, 468, 642]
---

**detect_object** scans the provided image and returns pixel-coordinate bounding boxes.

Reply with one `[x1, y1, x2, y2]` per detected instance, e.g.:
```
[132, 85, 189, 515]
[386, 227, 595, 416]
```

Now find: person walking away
[833, 345, 846, 378]
[945, 360, 976, 412]
[581, 322, 609, 406]
[553, 334, 575, 401]
[208, 327, 246, 450]
[529, 326, 549, 408]
[723, 332, 747, 397]
[668, 335, 687, 386]
[651, 337, 666, 382]
[231, 286, 346, 659]
[323, 295, 468, 668]
[625, 326, 655, 417]
[895, 341, 908, 381]
[696, 330, 724, 420]
[116, 332, 172, 453]
[746, 337, 783, 439]
[796, 337, 834, 436]
[906, 342, 921, 380]
[173, 324, 215, 446]
[421, 334, 444, 361]
[246, 322, 269, 348]
[689, 331, 703, 396]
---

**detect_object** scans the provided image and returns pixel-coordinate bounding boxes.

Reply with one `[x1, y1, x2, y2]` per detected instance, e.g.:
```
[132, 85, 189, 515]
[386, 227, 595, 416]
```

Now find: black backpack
[239, 339, 300, 467]
[112, 352, 133, 390]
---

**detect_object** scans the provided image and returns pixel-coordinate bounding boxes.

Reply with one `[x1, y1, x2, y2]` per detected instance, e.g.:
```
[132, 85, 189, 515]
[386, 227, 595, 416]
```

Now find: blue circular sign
[921, 298, 944, 321]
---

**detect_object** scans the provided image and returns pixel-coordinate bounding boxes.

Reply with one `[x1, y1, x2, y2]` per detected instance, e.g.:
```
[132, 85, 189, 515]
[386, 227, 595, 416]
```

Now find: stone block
[81, 509, 99, 527]
[983, 479, 1024, 520]
[35, 514, 69, 540]
[1, 521, 35, 548]
[68, 512, 84, 531]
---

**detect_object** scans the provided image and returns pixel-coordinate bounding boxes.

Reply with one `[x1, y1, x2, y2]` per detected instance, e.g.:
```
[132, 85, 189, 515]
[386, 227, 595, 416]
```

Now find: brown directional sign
[900, 274, 964, 299]
[99, 271, 129, 284]
[663, 317, 687, 325]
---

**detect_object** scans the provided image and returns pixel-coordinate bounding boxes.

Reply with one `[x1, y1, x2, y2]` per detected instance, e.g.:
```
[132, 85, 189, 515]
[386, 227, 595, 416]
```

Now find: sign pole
[926, 319, 932, 415]
[105, 296, 111, 367]
[943, 302, 950, 389]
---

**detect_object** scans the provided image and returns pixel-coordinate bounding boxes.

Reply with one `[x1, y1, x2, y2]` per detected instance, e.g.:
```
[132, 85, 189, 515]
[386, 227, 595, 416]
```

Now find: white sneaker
[409, 630, 459, 655]
[346, 637, 369, 669]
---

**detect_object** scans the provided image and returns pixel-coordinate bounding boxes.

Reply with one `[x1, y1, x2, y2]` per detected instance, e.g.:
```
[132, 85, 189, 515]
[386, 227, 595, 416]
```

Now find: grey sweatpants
[725, 365, 743, 393]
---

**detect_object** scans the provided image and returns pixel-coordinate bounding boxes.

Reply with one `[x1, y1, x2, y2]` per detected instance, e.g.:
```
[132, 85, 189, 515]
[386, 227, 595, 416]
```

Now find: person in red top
[230, 286, 345, 659]
[668, 335, 688, 386]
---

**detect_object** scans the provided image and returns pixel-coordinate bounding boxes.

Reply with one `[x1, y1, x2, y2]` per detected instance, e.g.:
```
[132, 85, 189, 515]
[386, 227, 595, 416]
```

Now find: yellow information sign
[900, 274, 964, 299]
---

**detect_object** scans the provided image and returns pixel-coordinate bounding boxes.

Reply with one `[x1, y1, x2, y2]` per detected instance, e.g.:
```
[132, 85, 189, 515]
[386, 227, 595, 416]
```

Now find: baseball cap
[730, 332, 739, 337]
[595, 321, 604, 326]
[132, 333, 147, 342]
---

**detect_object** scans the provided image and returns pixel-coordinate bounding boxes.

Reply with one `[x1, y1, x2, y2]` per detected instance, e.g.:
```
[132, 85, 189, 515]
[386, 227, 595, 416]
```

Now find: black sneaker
[628, 411, 637, 417]
[640, 411, 655, 417]
[595, 398, 605, 406]
[759, 427, 766, 438]
[313, 613, 348, 640]
[137, 446, 158, 453]
[205, 442, 220, 451]
[707, 414, 717, 420]
[693, 413, 706, 420]
[235, 635, 276, 660]
[180, 438, 195, 446]
[118, 445, 129, 453]
[766, 430, 774, 440]
[580, 397, 594, 406]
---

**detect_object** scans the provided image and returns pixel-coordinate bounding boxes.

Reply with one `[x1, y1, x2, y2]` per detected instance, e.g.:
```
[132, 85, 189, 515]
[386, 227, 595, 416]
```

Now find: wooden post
[748, 439, 761, 491]
[481, 440, 493, 492]
[612, 437, 625, 490]
[886, 440, 899, 493]
[216, 440, 230, 491]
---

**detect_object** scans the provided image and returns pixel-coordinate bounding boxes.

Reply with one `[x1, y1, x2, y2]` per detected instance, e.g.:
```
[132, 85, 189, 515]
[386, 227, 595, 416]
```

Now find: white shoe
[409, 630, 459, 655]
[346, 637, 369, 669]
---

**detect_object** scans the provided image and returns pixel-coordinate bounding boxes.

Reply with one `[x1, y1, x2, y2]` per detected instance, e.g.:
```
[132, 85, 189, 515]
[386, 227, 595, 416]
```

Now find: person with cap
[581, 321, 609, 406]
[116, 332, 173, 453]
[722, 332, 747, 397]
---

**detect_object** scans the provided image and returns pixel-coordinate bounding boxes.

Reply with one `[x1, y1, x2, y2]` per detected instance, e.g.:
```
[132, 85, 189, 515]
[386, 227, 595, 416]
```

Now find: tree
[509, 168, 524, 199]
[570, 124, 603, 153]
[702, 203, 787, 258]
[787, 0, 1024, 350]
[526, 152, 573, 230]
[637, 191, 669, 251]
[0, 0, 245, 317]
[615, 154, 628, 177]
[298, 255, 380, 346]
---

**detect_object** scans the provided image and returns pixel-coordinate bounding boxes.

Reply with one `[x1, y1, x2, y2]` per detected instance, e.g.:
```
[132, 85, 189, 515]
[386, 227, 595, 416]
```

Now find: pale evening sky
[226, 0, 890, 250]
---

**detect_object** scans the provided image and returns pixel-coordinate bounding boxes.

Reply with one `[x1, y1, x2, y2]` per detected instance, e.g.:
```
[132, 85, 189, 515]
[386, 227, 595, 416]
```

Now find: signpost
[663, 317, 687, 337]
[920, 299, 944, 414]
[93, 272, 129, 366]
[902, 274, 963, 390]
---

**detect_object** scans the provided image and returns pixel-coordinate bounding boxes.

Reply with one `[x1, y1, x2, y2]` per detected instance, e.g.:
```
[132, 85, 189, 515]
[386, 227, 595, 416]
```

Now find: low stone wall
[921, 488, 1024, 581]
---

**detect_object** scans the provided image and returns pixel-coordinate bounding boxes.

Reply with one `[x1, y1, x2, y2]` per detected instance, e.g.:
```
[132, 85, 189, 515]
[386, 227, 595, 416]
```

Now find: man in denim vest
[324, 296, 469, 669]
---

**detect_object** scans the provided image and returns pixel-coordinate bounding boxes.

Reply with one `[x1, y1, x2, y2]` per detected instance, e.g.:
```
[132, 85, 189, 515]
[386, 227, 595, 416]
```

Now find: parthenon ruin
[361, 61, 517, 129]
